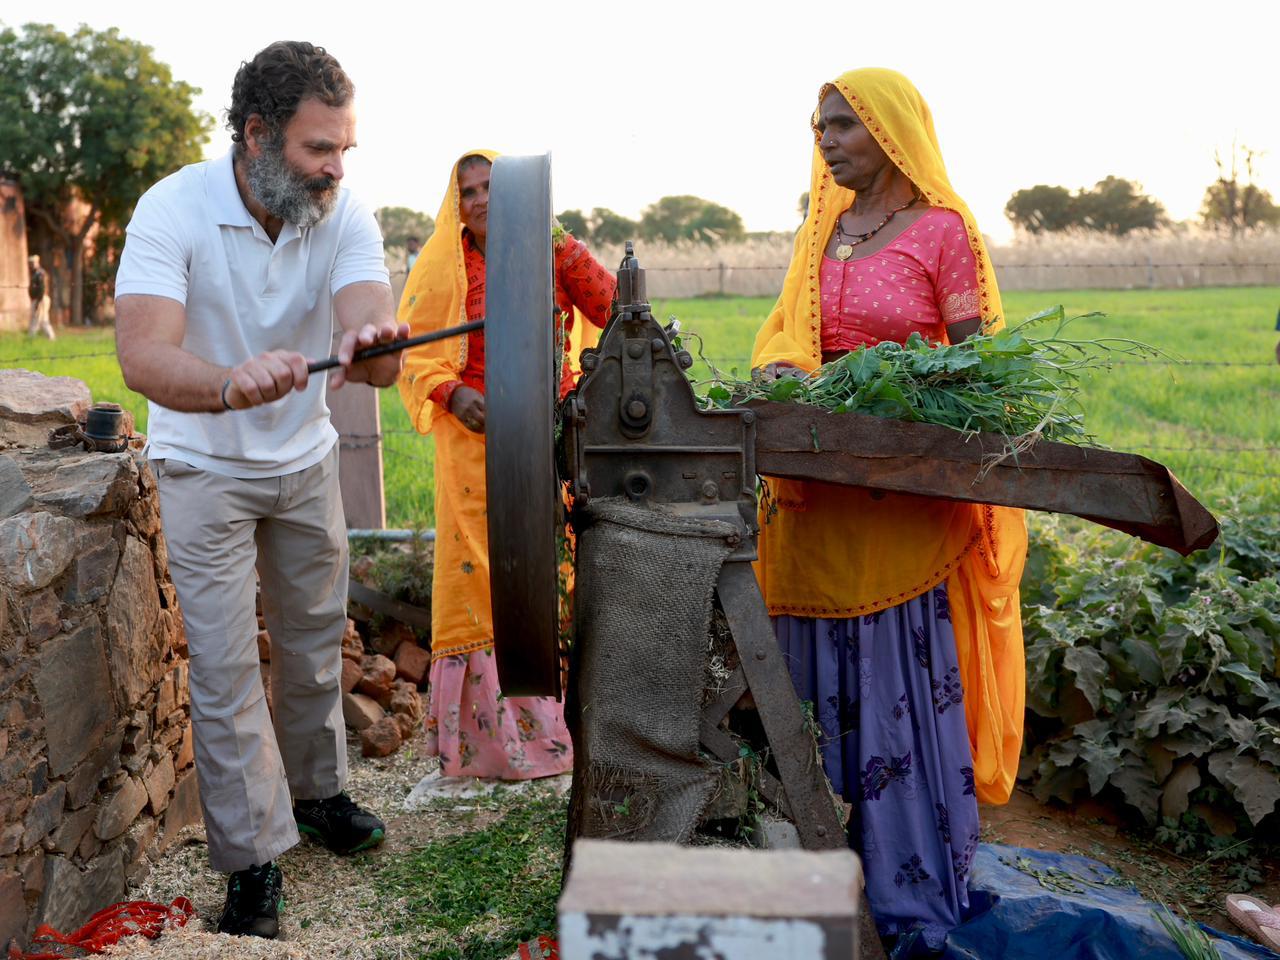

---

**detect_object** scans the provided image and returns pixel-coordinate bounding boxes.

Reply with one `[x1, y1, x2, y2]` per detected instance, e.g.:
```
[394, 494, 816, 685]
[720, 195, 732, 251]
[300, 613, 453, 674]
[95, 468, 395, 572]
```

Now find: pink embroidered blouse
[819, 207, 981, 351]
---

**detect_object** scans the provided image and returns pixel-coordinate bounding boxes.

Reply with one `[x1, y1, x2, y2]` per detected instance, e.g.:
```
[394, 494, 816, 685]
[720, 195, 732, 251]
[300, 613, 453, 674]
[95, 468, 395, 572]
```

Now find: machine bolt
[676, 351, 694, 369]
[627, 399, 648, 419]
[651, 338, 665, 354]
[627, 341, 645, 359]
[725, 532, 741, 547]
[816, 826, 828, 837]
[581, 352, 599, 371]
[741, 410, 755, 424]
[755, 651, 767, 661]
[701, 480, 719, 499]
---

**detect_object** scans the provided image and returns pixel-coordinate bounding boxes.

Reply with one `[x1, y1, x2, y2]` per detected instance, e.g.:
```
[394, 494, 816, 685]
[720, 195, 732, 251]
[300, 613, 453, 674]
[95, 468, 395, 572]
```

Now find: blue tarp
[924, 844, 1275, 960]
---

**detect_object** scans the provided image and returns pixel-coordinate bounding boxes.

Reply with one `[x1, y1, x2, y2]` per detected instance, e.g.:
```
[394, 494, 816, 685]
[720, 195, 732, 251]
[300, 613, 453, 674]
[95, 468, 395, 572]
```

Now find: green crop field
[4, 285, 1276, 527]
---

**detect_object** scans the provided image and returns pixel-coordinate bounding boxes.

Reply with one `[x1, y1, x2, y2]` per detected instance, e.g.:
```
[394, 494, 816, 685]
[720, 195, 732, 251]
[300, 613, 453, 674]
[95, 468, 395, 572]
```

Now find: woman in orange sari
[752, 70, 1027, 949]
[398, 151, 615, 779]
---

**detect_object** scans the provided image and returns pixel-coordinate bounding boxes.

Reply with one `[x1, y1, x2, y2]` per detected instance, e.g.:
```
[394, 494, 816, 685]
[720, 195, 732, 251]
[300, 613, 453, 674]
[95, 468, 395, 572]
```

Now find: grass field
[3, 285, 1276, 527]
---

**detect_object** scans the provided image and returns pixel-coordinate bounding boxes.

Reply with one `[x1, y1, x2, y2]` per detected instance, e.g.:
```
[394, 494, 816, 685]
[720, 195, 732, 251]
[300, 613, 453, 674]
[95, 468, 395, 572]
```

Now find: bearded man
[115, 41, 407, 939]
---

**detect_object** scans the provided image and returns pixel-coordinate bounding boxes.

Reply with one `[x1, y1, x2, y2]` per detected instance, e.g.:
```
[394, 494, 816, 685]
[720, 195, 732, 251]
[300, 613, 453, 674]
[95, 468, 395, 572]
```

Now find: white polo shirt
[115, 150, 389, 478]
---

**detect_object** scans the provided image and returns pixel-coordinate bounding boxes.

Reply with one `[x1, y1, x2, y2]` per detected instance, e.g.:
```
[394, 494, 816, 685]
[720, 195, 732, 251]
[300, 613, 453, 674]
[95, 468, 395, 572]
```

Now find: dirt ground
[80, 737, 1279, 958]
[105, 728, 555, 960]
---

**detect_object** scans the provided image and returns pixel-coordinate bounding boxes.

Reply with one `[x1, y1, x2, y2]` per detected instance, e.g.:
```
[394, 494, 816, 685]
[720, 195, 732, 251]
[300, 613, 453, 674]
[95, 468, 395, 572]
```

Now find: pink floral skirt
[424, 647, 573, 780]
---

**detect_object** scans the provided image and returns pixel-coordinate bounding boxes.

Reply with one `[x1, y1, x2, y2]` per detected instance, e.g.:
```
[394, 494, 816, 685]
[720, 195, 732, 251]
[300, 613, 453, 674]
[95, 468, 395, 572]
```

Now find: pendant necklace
[834, 193, 920, 261]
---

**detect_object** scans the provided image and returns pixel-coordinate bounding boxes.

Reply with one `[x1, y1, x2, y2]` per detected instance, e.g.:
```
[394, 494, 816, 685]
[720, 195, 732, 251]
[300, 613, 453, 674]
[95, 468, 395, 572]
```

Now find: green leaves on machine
[705, 306, 1164, 445]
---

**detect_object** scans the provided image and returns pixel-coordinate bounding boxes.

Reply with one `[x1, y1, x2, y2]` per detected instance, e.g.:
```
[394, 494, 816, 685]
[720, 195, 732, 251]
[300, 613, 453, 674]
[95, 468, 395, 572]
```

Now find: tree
[1073, 176, 1166, 235]
[589, 207, 640, 245]
[1004, 185, 1076, 234]
[0, 23, 212, 324]
[555, 209, 590, 241]
[1200, 144, 1280, 233]
[374, 206, 434, 247]
[639, 195, 746, 244]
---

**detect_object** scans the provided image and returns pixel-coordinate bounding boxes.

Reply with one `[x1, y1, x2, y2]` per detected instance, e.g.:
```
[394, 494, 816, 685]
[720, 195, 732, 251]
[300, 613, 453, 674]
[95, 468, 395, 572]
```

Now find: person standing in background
[27, 254, 55, 340]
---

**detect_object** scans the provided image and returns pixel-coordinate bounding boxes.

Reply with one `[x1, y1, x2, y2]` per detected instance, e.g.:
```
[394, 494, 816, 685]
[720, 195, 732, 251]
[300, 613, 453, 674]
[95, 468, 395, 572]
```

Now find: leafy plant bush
[1020, 501, 1280, 835]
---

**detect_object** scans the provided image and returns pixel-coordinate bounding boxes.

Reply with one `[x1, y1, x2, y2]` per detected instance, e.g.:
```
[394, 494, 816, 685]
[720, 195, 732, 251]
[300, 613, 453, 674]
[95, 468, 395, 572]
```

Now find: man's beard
[245, 134, 339, 228]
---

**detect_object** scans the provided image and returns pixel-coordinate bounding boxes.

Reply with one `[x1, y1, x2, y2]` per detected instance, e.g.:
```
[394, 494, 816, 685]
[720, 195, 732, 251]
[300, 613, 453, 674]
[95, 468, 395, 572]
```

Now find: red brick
[341, 619, 363, 661]
[372, 620, 413, 657]
[175, 725, 193, 770]
[357, 654, 396, 703]
[341, 692, 384, 732]
[360, 716, 402, 758]
[340, 657, 362, 694]
[393, 641, 430, 687]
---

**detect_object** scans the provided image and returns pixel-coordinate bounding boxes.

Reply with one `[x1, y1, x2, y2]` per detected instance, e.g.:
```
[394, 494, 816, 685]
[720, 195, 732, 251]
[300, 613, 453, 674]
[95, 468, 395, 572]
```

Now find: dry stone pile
[255, 565, 428, 761]
[0, 370, 199, 953]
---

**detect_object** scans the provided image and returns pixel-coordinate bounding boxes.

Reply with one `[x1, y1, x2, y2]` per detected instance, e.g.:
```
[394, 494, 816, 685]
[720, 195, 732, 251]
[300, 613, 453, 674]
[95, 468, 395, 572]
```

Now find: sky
[23, 0, 1280, 242]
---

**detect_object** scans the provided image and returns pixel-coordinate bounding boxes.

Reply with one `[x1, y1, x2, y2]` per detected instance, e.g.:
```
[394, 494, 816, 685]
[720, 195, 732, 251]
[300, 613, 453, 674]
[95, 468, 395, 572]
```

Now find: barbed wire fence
[3, 349, 1275, 371]
[4, 319, 1274, 485]
[5, 258, 1280, 301]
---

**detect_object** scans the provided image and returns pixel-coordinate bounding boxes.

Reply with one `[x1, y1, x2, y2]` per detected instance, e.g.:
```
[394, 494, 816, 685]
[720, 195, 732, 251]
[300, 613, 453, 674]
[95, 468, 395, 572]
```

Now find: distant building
[0, 180, 30, 332]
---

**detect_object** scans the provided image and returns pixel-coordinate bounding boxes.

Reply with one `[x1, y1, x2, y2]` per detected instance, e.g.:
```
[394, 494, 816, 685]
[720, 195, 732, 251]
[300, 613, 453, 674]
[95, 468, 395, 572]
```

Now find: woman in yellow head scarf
[752, 69, 1027, 947]
[398, 151, 615, 780]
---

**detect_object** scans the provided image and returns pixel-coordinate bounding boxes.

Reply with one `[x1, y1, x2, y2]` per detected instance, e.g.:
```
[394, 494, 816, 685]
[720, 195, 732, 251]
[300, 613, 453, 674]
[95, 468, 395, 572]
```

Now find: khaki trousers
[153, 445, 349, 872]
[27, 296, 54, 339]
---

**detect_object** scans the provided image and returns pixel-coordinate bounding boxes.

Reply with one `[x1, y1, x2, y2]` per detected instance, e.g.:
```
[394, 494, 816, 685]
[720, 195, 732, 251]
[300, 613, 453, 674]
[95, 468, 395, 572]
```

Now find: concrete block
[559, 840, 862, 960]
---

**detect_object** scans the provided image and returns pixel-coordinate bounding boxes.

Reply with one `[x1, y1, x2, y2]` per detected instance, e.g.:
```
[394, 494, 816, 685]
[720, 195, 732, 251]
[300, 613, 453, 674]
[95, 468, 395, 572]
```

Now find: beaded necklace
[833, 194, 920, 261]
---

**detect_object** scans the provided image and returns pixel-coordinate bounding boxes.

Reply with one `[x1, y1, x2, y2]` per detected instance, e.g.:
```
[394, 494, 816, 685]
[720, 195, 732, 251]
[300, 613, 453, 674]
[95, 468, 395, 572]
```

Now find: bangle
[220, 378, 234, 411]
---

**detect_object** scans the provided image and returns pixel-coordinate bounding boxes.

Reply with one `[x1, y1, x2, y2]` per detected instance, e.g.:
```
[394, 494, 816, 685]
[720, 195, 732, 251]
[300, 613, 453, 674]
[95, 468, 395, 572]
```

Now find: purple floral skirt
[774, 583, 979, 948]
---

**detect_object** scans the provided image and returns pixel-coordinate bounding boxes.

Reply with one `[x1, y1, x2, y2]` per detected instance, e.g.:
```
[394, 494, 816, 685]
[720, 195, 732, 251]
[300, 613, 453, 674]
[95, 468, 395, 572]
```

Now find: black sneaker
[294, 792, 386, 854]
[216, 862, 283, 938]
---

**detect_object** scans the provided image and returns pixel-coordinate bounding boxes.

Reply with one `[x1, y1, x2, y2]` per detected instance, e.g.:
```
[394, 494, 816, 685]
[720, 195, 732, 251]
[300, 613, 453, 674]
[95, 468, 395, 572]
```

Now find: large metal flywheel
[484, 154, 562, 698]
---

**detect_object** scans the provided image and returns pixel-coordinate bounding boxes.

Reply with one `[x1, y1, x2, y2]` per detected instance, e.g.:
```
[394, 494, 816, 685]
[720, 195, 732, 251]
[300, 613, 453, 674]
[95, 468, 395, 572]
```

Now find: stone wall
[0, 370, 198, 952]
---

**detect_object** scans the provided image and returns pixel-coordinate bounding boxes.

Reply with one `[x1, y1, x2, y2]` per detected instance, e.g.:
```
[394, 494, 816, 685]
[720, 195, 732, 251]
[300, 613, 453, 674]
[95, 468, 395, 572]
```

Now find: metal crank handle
[306, 319, 485, 374]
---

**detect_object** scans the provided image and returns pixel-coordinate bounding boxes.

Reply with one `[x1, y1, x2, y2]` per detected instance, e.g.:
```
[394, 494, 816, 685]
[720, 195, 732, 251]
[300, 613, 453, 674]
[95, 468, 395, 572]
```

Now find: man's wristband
[220, 378, 234, 411]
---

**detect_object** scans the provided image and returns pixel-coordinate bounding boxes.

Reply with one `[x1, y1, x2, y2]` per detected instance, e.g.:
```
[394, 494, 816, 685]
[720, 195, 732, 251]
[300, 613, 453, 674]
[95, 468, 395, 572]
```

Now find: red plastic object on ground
[517, 935, 559, 960]
[8, 898, 194, 959]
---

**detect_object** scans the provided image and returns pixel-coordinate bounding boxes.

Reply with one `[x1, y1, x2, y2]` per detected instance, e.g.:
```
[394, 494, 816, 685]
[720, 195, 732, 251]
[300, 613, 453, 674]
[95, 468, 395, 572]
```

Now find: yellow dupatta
[398, 149, 499, 435]
[397, 149, 601, 426]
[751, 69, 1027, 803]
